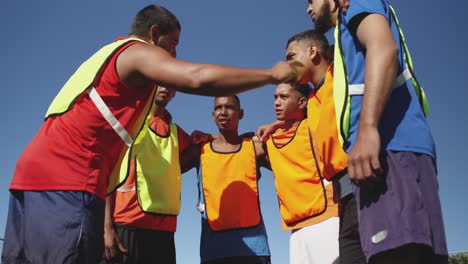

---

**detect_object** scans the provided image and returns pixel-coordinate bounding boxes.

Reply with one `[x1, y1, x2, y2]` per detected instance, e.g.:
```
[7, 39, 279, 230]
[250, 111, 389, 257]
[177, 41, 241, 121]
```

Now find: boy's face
[212, 97, 243, 131]
[286, 40, 313, 85]
[154, 85, 176, 107]
[274, 84, 305, 121]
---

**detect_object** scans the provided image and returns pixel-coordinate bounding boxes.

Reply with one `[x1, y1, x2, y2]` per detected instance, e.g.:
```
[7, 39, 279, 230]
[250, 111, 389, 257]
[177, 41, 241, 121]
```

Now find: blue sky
[1, 0, 467, 262]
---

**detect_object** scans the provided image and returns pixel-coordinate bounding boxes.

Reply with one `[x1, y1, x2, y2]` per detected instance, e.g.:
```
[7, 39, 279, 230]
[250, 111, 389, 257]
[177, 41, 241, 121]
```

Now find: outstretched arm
[119, 44, 299, 96]
[347, 13, 399, 185]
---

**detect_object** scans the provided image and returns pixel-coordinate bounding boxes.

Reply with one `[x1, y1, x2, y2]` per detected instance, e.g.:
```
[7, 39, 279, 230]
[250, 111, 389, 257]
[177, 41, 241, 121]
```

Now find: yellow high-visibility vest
[45, 37, 156, 193]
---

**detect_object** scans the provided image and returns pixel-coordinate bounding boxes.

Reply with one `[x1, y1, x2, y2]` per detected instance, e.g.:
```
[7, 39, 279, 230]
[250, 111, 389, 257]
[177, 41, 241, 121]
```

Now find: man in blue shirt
[304, 0, 448, 263]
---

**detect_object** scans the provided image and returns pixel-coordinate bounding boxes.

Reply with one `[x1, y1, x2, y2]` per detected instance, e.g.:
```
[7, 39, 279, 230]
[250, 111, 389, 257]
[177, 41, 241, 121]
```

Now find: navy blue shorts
[354, 151, 448, 259]
[1, 190, 105, 264]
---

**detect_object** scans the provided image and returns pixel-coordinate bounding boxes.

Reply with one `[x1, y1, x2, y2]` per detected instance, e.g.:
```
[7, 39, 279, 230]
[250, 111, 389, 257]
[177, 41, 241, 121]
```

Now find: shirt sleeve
[177, 126, 192, 153]
[343, 0, 388, 26]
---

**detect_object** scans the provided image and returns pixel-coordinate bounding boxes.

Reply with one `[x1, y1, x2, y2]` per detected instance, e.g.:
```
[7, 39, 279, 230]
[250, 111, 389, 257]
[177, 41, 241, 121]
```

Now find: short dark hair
[232, 95, 241, 108]
[129, 5, 181, 37]
[293, 83, 312, 98]
[287, 29, 331, 62]
[214, 95, 241, 108]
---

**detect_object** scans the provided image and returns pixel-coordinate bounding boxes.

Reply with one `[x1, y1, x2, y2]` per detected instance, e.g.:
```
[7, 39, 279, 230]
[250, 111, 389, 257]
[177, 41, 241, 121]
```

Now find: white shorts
[289, 217, 340, 264]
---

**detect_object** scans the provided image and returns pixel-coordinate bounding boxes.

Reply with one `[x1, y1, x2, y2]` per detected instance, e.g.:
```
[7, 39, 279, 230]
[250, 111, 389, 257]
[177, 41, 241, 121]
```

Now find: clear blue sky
[1, 0, 467, 262]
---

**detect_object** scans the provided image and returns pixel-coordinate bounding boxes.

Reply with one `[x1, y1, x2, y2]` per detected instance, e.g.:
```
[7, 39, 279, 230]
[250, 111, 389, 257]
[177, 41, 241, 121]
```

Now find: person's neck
[215, 130, 241, 145]
[331, 10, 339, 27]
[128, 34, 152, 44]
[311, 63, 330, 87]
[282, 119, 302, 131]
[212, 130, 242, 152]
[153, 104, 166, 118]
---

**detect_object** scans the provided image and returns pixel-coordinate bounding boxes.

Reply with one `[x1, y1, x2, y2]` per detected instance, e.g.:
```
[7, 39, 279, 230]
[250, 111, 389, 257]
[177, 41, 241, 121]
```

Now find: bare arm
[118, 44, 298, 96]
[256, 120, 286, 142]
[103, 193, 127, 259]
[253, 135, 271, 170]
[180, 143, 201, 173]
[347, 14, 399, 184]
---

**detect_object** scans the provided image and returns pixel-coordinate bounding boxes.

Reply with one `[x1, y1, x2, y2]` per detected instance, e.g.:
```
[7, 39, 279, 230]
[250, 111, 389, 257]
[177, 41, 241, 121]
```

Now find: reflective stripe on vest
[87, 86, 133, 146]
[333, 4, 430, 149]
[107, 92, 155, 194]
[266, 120, 326, 225]
[200, 138, 261, 231]
[46, 38, 149, 148]
[117, 184, 135, 192]
[120, 122, 182, 215]
[43, 37, 156, 193]
[348, 68, 412, 96]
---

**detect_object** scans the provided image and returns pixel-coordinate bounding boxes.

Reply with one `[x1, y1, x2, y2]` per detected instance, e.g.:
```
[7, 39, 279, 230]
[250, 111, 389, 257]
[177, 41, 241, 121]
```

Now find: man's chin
[155, 101, 168, 107]
[314, 22, 331, 33]
[218, 127, 236, 133]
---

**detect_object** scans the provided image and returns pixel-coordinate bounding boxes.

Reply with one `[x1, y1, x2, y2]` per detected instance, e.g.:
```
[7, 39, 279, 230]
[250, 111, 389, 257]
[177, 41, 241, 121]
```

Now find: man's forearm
[172, 67, 273, 96]
[104, 195, 115, 230]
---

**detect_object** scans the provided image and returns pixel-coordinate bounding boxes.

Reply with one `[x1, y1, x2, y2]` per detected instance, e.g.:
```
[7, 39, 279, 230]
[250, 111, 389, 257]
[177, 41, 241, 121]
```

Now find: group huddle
[2, 1, 448, 264]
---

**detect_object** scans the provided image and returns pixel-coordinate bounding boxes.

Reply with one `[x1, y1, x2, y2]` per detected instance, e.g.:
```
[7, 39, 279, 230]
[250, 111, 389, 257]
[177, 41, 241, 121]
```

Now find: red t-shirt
[10, 38, 154, 200]
[112, 110, 191, 232]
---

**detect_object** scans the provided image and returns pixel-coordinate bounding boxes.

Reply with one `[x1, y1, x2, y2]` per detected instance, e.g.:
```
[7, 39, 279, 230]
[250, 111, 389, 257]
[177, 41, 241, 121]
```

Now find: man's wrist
[104, 221, 114, 230]
[358, 119, 379, 129]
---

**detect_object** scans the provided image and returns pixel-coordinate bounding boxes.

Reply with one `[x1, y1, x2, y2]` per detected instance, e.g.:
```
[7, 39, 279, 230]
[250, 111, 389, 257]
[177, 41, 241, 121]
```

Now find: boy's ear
[308, 45, 318, 61]
[299, 96, 308, 109]
[239, 108, 244, 120]
[331, 0, 340, 13]
[150, 24, 161, 44]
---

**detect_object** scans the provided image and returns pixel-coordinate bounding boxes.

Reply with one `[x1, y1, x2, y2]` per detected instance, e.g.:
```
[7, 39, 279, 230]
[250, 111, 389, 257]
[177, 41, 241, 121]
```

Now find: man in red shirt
[2, 4, 298, 264]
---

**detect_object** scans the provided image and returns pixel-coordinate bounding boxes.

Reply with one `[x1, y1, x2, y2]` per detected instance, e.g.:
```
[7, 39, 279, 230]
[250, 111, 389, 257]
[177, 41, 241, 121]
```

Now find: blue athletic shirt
[196, 166, 270, 262]
[340, 0, 435, 158]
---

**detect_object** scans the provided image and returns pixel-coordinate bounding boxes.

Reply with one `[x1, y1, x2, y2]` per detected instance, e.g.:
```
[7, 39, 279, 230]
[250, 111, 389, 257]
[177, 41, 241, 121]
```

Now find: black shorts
[338, 193, 367, 264]
[102, 225, 175, 264]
